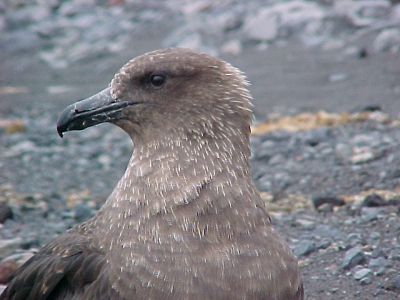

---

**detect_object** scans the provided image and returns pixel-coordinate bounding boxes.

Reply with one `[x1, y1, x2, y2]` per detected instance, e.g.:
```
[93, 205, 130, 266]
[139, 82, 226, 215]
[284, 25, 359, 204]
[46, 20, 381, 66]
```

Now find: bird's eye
[150, 74, 166, 88]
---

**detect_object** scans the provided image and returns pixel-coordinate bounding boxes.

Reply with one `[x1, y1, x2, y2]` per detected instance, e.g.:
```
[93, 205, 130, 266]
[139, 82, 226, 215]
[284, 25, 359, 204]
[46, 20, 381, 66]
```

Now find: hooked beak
[56, 88, 138, 137]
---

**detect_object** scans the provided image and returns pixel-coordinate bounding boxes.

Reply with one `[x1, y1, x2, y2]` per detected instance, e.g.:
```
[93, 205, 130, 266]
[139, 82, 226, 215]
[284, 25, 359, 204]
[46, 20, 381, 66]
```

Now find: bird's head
[57, 48, 253, 144]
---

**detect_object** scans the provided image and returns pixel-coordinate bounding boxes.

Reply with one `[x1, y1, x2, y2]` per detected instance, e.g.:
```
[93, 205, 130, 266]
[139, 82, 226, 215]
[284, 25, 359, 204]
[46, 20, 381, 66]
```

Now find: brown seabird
[1, 48, 303, 300]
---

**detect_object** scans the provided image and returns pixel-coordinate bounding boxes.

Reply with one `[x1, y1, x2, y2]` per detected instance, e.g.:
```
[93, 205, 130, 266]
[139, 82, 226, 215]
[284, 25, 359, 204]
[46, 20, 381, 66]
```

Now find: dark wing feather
[0, 232, 119, 300]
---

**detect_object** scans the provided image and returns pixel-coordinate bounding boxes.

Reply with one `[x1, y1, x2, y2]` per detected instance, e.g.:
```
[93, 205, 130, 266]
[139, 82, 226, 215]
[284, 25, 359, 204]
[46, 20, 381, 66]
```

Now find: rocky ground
[1, 0, 400, 299]
[1, 0, 400, 68]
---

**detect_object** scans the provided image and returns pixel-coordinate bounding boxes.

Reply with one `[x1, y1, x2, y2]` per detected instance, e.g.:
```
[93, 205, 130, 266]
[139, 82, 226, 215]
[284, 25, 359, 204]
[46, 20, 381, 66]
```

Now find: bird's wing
[0, 231, 118, 300]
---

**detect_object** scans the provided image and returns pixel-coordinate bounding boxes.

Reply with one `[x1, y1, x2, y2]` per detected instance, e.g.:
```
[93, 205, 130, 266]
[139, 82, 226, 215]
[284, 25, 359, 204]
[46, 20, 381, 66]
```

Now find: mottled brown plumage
[1, 48, 303, 300]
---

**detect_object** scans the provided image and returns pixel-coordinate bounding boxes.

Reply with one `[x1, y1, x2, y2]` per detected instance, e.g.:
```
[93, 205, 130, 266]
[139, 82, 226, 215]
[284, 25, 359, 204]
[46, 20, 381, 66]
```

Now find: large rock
[334, 0, 391, 27]
[244, 1, 325, 42]
[342, 246, 366, 270]
[244, 8, 278, 41]
[0, 238, 22, 260]
[373, 28, 400, 53]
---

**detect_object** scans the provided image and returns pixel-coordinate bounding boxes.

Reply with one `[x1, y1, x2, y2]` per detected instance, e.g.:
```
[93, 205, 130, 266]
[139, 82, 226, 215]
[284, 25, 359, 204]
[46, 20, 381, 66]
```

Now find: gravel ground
[1, 46, 399, 299]
[1, 1, 400, 299]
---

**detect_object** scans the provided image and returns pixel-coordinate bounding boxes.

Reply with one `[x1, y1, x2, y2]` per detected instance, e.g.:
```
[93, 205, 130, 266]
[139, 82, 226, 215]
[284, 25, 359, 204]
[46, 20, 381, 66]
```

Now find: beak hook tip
[57, 126, 64, 138]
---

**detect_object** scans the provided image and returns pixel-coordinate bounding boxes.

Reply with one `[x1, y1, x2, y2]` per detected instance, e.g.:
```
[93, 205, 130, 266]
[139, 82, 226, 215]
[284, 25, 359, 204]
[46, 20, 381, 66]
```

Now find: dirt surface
[1, 35, 400, 299]
[228, 44, 400, 118]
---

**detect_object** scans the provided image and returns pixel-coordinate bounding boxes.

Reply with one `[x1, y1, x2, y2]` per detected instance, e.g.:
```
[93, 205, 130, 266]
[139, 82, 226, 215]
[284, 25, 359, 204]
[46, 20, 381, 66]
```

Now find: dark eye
[150, 74, 166, 88]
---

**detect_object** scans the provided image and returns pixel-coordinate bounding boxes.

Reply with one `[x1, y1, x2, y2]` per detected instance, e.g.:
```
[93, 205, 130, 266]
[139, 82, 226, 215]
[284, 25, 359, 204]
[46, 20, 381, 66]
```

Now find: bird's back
[0, 227, 120, 300]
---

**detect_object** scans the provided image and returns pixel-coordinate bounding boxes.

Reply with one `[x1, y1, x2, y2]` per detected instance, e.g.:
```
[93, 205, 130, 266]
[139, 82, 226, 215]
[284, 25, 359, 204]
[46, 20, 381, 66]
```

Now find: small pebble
[317, 239, 331, 249]
[358, 48, 368, 59]
[353, 268, 372, 280]
[360, 276, 372, 285]
[294, 218, 315, 229]
[329, 73, 348, 82]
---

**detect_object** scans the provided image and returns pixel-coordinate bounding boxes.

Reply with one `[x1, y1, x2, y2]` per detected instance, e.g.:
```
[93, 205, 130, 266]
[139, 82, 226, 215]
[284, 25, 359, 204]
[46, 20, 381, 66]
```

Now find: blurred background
[1, 1, 400, 298]
[1, 0, 400, 117]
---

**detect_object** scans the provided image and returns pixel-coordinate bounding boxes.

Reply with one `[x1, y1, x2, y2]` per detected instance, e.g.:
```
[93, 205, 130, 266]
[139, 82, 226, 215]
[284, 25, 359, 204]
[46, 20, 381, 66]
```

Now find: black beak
[56, 88, 136, 137]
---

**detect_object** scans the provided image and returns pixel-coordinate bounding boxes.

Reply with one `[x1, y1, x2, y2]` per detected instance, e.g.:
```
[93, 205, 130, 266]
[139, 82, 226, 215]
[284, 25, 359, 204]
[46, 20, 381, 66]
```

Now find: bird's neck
[97, 130, 265, 237]
[90, 130, 271, 294]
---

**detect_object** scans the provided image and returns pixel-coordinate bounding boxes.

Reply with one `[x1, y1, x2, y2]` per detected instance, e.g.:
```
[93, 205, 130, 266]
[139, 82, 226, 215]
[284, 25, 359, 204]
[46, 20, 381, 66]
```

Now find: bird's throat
[99, 132, 255, 231]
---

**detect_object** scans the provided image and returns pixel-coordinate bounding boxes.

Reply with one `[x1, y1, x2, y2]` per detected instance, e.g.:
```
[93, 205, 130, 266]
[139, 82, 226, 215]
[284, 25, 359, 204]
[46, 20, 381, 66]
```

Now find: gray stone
[31, 20, 60, 38]
[342, 246, 366, 270]
[384, 274, 400, 291]
[36, 0, 61, 10]
[373, 28, 400, 53]
[214, 11, 243, 32]
[360, 276, 372, 285]
[0, 238, 22, 259]
[2, 251, 35, 267]
[317, 239, 331, 249]
[314, 224, 344, 240]
[273, 1, 324, 28]
[369, 231, 381, 241]
[58, 0, 91, 17]
[347, 233, 363, 247]
[375, 266, 386, 276]
[353, 268, 372, 280]
[351, 133, 380, 147]
[360, 207, 379, 222]
[5, 5, 50, 29]
[322, 39, 345, 50]
[388, 248, 400, 261]
[369, 257, 388, 274]
[335, 143, 352, 161]
[294, 218, 315, 229]
[268, 154, 286, 165]
[371, 247, 387, 259]
[351, 147, 379, 164]
[293, 240, 316, 257]
[74, 203, 94, 222]
[334, 0, 391, 27]
[255, 176, 271, 192]
[220, 39, 242, 55]
[244, 8, 278, 41]
[9, 141, 37, 156]
[98, 154, 112, 170]
[0, 30, 41, 53]
[165, 30, 203, 52]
